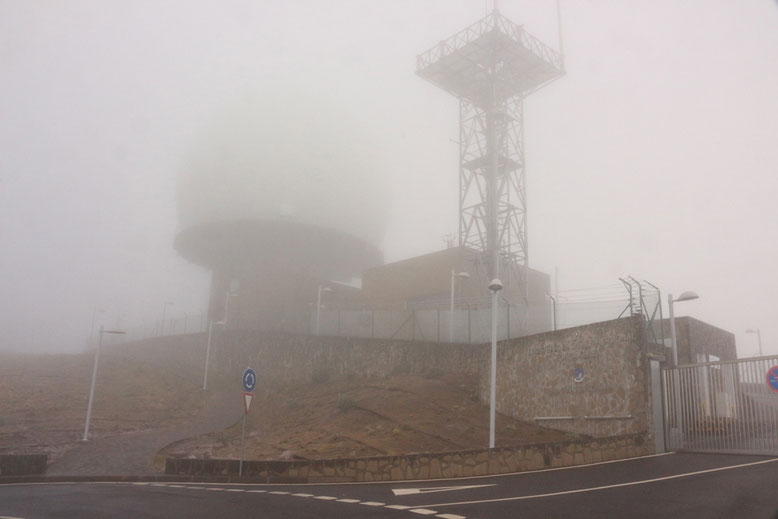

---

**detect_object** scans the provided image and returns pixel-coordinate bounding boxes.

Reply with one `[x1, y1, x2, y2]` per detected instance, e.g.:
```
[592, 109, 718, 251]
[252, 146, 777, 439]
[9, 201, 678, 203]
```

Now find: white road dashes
[139, 482, 461, 519]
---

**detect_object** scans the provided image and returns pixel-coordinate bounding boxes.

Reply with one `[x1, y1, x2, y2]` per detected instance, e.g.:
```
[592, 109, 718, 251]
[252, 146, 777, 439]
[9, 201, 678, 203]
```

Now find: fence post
[437, 308, 440, 344]
[468, 304, 472, 344]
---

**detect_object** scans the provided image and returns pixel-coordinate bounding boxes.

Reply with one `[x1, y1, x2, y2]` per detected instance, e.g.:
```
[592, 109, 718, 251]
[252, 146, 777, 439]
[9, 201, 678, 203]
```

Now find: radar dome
[177, 88, 389, 246]
[175, 87, 390, 281]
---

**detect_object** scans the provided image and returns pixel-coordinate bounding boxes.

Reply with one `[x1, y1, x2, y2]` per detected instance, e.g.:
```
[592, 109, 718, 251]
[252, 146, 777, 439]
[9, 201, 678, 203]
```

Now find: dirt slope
[161, 372, 571, 461]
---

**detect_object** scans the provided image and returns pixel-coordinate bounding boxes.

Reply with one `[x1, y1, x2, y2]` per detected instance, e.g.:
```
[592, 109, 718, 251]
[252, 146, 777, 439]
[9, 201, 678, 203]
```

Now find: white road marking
[360, 501, 385, 506]
[436, 515, 466, 519]
[269, 491, 290, 495]
[131, 482, 150, 486]
[0, 516, 28, 519]
[186, 486, 205, 489]
[150, 483, 168, 487]
[168, 484, 186, 488]
[292, 493, 314, 497]
[337, 498, 361, 503]
[410, 509, 439, 515]
[226, 488, 245, 492]
[386, 504, 412, 510]
[247, 490, 267, 493]
[420, 457, 778, 508]
[205, 487, 224, 491]
[314, 495, 338, 500]
[392, 484, 495, 496]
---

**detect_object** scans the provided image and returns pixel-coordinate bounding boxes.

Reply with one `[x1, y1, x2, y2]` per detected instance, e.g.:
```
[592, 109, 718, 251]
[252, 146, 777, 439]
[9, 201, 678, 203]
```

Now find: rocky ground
[161, 371, 572, 462]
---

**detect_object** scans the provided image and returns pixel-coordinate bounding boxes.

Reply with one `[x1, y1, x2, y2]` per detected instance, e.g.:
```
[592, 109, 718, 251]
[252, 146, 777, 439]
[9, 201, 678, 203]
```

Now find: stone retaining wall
[0, 454, 47, 476]
[165, 433, 650, 482]
[485, 316, 652, 437]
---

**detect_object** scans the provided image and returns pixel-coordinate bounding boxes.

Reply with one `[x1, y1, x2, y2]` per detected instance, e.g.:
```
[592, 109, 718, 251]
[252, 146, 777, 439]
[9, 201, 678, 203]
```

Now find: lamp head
[488, 278, 503, 293]
[675, 290, 699, 303]
[456, 271, 470, 279]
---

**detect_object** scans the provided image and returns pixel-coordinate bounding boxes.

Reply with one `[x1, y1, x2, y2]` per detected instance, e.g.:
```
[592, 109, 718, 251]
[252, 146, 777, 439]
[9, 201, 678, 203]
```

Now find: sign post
[239, 367, 257, 476]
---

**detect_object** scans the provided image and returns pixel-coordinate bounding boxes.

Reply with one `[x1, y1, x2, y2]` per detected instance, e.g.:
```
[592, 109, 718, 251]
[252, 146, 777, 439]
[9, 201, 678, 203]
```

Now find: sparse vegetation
[424, 366, 445, 379]
[311, 368, 330, 384]
[390, 362, 411, 375]
[336, 395, 356, 411]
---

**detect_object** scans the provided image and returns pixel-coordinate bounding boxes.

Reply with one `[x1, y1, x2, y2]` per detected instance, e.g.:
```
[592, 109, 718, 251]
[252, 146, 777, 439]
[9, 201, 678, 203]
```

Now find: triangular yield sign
[243, 392, 253, 414]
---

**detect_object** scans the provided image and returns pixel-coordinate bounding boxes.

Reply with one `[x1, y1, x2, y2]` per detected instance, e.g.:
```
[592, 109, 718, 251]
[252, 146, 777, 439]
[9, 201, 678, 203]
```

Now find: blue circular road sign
[573, 367, 584, 383]
[242, 367, 257, 393]
[767, 366, 778, 393]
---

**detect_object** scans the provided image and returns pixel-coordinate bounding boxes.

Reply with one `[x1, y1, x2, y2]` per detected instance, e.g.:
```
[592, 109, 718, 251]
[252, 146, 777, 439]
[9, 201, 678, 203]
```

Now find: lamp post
[746, 328, 763, 357]
[88, 306, 104, 347]
[545, 292, 557, 331]
[223, 291, 237, 328]
[449, 270, 470, 342]
[668, 291, 699, 367]
[316, 285, 332, 336]
[161, 301, 174, 336]
[83, 326, 126, 441]
[203, 320, 225, 390]
[488, 277, 503, 449]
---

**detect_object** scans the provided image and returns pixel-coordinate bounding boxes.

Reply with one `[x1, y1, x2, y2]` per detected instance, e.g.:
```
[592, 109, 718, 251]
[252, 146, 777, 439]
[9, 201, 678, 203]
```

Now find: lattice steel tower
[417, 9, 564, 298]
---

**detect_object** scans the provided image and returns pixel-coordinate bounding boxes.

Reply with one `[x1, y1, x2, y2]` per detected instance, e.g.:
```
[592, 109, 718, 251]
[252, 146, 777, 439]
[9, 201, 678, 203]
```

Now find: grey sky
[1, 1, 776, 356]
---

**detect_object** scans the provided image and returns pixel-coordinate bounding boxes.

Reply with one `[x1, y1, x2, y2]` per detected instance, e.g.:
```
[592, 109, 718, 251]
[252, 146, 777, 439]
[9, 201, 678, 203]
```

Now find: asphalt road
[2, 453, 778, 519]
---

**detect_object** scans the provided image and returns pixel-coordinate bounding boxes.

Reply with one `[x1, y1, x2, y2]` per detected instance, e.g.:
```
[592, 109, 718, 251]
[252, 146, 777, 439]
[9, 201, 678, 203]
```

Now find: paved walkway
[47, 388, 241, 476]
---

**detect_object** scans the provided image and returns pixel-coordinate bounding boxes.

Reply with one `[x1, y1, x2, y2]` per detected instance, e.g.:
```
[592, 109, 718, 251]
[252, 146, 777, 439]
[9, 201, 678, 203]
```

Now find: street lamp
[161, 301, 174, 336]
[223, 291, 237, 328]
[668, 291, 699, 367]
[746, 328, 763, 357]
[488, 277, 503, 449]
[545, 292, 557, 331]
[450, 270, 470, 342]
[203, 320, 225, 390]
[88, 306, 104, 347]
[316, 285, 332, 336]
[82, 326, 126, 441]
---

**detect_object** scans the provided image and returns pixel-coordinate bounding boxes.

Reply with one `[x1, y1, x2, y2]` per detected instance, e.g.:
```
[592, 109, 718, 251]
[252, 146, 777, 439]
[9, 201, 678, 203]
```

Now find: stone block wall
[209, 331, 487, 388]
[165, 433, 650, 482]
[0, 454, 47, 476]
[483, 316, 651, 437]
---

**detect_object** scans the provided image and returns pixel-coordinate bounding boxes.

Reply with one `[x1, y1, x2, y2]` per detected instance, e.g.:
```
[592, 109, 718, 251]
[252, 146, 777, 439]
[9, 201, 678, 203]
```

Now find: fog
[1, 1, 776, 356]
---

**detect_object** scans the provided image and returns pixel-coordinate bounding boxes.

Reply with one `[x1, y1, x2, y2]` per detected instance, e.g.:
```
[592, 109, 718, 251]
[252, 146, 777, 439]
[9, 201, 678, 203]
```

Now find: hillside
[1, 350, 571, 472]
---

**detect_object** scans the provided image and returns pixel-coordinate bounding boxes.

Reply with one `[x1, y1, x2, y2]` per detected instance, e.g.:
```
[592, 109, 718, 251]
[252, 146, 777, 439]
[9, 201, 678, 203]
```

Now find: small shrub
[285, 399, 302, 410]
[390, 362, 411, 376]
[336, 395, 356, 411]
[311, 368, 330, 384]
[424, 367, 445, 379]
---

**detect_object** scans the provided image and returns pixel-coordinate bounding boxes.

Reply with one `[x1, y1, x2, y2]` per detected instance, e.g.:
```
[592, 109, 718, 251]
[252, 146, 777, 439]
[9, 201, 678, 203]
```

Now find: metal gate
[662, 355, 778, 455]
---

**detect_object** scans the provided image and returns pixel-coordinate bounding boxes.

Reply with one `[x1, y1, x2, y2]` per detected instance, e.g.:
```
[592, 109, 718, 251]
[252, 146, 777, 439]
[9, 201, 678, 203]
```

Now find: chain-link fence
[110, 278, 663, 346]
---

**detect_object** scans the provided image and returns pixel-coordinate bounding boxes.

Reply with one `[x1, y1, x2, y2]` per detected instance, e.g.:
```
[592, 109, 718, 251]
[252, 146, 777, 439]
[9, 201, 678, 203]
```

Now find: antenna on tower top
[556, 0, 566, 69]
